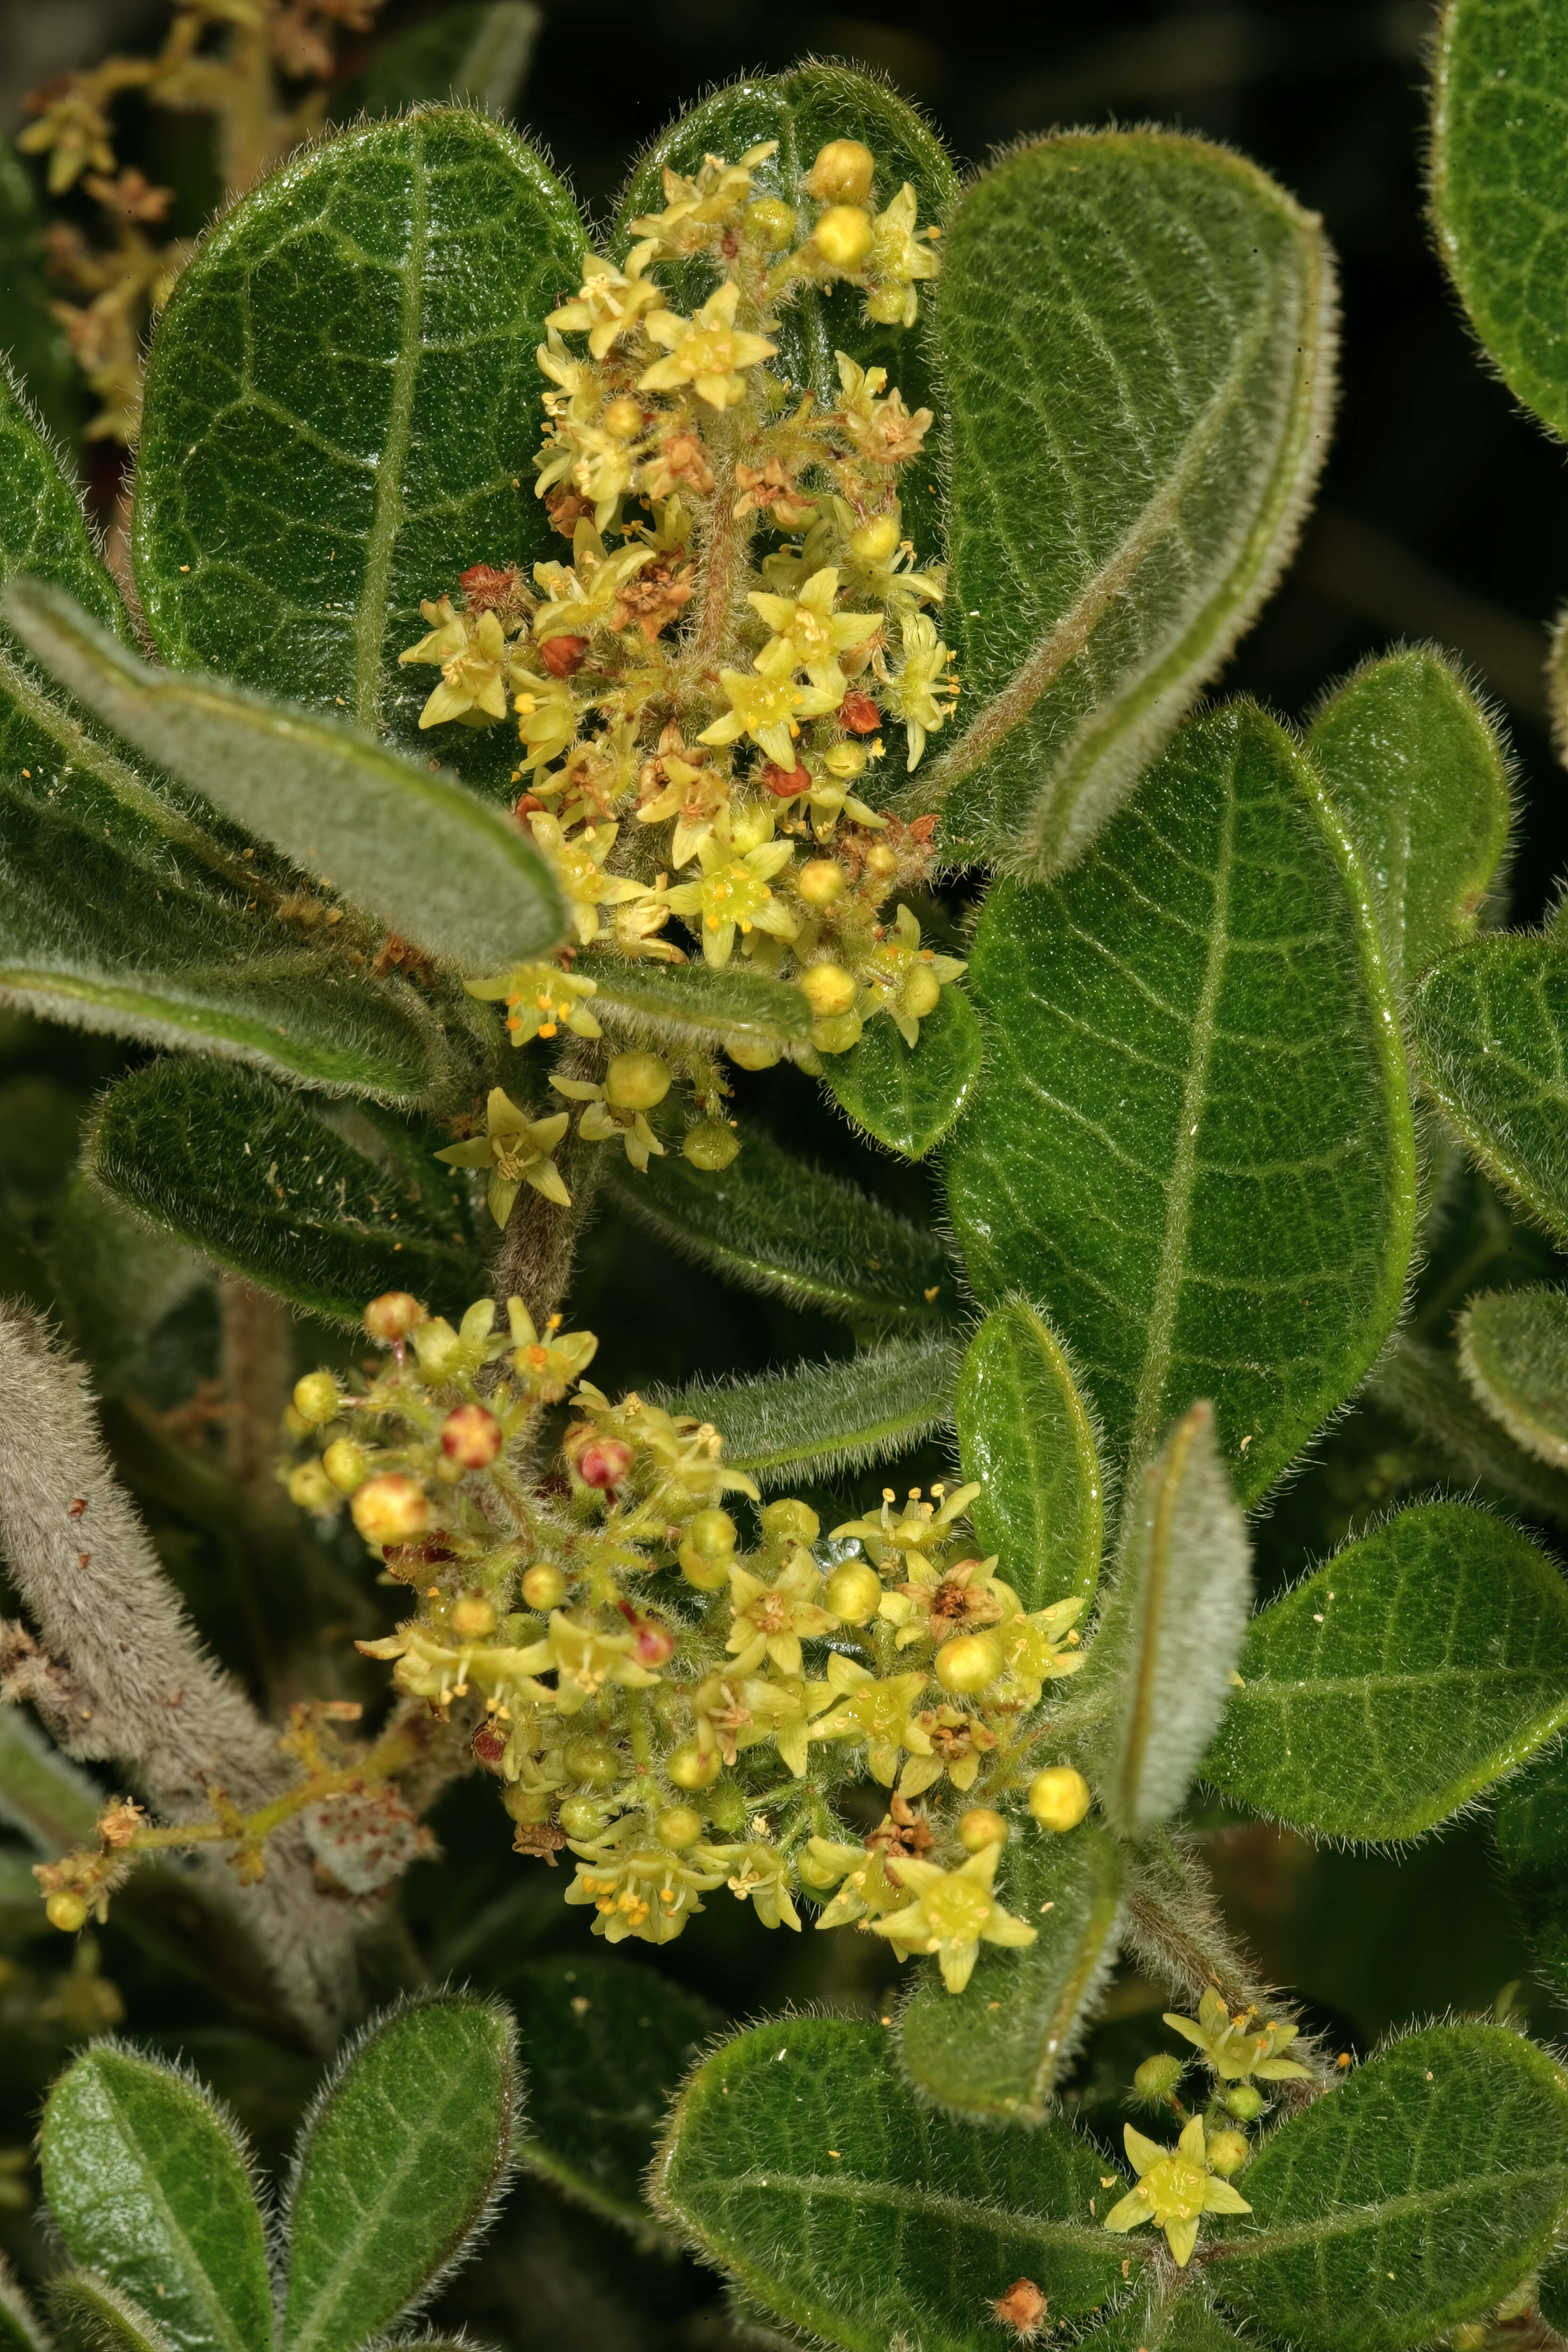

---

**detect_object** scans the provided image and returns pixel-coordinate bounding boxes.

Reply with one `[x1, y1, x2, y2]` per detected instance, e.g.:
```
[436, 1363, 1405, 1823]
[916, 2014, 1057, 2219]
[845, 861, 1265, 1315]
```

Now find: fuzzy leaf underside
[1307, 646, 1511, 995]
[609, 1124, 958, 1323]
[588, 956, 813, 1050]
[933, 133, 1333, 874]
[1431, 0, 1568, 443]
[0, 2258, 49, 2352]
[1202, 1500, 1568, 1838]
[333, 2, 540, 120]
[282, 1994, 518, 2352]
[88, 1062, 483, 1324]
[652, 2017, 1132, 2352]
[1495, 1742, 1568, 2000]
[898, 1821, 1124, 2121]
[41, 2047, 270, 2352]
[822, 989, 983, 1160]
[1413, 937, 1568, 1245]
[1459, 1283, 1568, 1466]
[662, 1333, 959, 1485]
[955, 1298, 1105, 1613]
[132, 108, 586, 799]
[8, 582, 566, 975]
[946, 702, 1414, 1504]
[1211, 2027, 1568, 2349]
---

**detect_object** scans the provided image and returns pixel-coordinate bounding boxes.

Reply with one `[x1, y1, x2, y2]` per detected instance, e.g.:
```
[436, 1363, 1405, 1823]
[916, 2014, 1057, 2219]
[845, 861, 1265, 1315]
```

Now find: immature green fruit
[351, 1473, 429, 1546]
[322, 1437, 368, 1493]
[1135, 2053, 1186, 2102]
[1224, 2082, 1266, 2122]
[798, 858, 848, 906]
[799, 962, 859, 1017]
[449, 1595, 497, 1640]
[292, 1372, 340, 1425]
[746, 195, 796, 247]
[807, 138, 875, 205]
[814, 203, 874, 268]
[288, 1460, 338, 1512]
[824, 1560, 882, 1624]
[760, 1498, 820, 1544]
[812, 1011, 863, 1054]
[564, 1737, 621, 1786]
[1205, 2126, 1250, 2178]
[605, 1051, 672, 1111]
[559, 1796, 614, 1838]
[684, 1120, 741, 1170]
[521, 1561, 567, 1609]
[365, 1290, 425, 1341]
[1029, 1765, 1092, 1831]
[726, 1036, 782, 1069]
[667, 1740, 721, 1791]
[657, 1805, 705, 1849]
[849, 516, 899, 564]
[47, 1891, 90, 1932]
[935, 1630, 1005, 1694]
[957, 1807, 1009, 1853]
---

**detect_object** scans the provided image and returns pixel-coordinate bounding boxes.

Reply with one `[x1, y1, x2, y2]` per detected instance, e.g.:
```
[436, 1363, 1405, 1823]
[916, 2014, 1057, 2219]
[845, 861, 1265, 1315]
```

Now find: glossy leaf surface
[1203, 1501, 1568, 1838]
[133, 110, 586, 796]
[41, 2046, 269, 2352]
[956, 1299, 1105, 1612]
[823, 990, 982, 1161]
[283, 1993, 518, 2352]
[1459, 1283, 1568, 1467]
[653, 2017, 1131, 2351]
[1413, 939, 1568, 1245]
[934, 135, 1332, 873]
[946, 702, 1414, 1503]
[664, 1334, 959, 1486]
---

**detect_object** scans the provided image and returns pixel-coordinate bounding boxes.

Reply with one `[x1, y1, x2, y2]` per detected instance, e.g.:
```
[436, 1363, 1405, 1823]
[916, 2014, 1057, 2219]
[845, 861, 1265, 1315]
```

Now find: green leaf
[1432, 0, 1568, 442]
[46, 2280, 172, 2352]
[334, 2, 540, 120]
[1372, 1332, 1568, 1522]
[589, 957, 813, 1052]
[614, 65, 958, 560]
[955, 1300, 1105, 1614]
[823, 991, 983, 1161]
[1307, 647, 1511, 994]
[662, 1333, 959, 1486]
[8, 581, 566, 976]
[651, 2016, 1131, 2351]
[43, 1174, 202, 1396]
[1085, 1402, 1250, 1837]
[932, 135, 1333, 874]
[1413, 938, 1568, 1245]
[0, 370, 121, 636]
[40, 2045, 270, 2352]
[1211, 2025, 1568, 2349]
[898, 1820, 1123, 2122]
[946, 701, 1416, 1503]
[1494, 1743, 1568, 2001]
[1202, 1500, 1568, 1839]
[0, 1707, 102, 1853]
[282, 1992, 518, 2352]
[0, 2255, 52, 2352]
[132, 108, 586, 798]
[498, 1954, 719, 2231]
[1459, 1284, 1568, 1466]
[0, 144, 77, 445]
[610, 1125, 957, 1324]
[87, 1062, 484, 1325]
[1080, 2283, 1248, 2352]
[1542, 2244, 1568, 2336]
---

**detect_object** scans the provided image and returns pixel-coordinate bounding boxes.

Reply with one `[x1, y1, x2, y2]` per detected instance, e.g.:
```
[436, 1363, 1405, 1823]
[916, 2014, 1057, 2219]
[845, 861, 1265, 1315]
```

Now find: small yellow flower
[464, 960, 603, 1046]
[511, 669, 579, 775]
[802, 1837, 906, 1929]
[434, 1086, 572, 1225]
[514, 1609, 667, 1713]
[834, 351, 934, 466]
[897, 1706, 999, 1800]
[1102, 2117, 1252, 2270]
[18, 87, 116, 193]
[877, 609, 959, 771]
[533, 520, 658, 644]
[863, 182, 941, 329]
[808, 1658, 929, 1786]
[564, 1819, 726, 1945]
[399, 600, 514, 729]
[996, 1593, 1088, 1705]
[550, 1057, 670, 1176]
[727, 1550, 839, 1677]
[547, 248, 664, 360]
[746, 566, 882, 700]
[640, 281, 778, 411]
[1162, 1987, 1312, 2083]
[701, 1838, 801, 1929]
[698, 662, 844, 770]
[871, 1840, 1036, 1994]
[860, 904, 967, 1047]
[665, 827, 796, 968]
[526, 813, 650, 947]
[832, 1480, 981, 1575]
[626, 142, 779, 255]
[506, 1297, 597, 1401]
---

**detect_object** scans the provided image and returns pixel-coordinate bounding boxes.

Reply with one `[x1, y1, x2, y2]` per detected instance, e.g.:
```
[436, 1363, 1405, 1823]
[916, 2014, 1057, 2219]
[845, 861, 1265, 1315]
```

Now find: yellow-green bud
[322, 1438, 368, 1494]
[849, 514, 900, 563]
[760, 1498, 819, 1545]
[687, 1508, 738, 1560]
[822, 739, 869, 779]
[1224, 2083, 1266, 2122]
[798, 962, 859, 1017]
[812, 1010, 863, 1055]
[684, 1120, 740, 1171]
[449, 1594, 497, 1639]
[293, 1372, 340, 1425]
[679, 1542, 730, 1592]
[282, 1403, 310, 1438]
[564, 1737, 621, 1786]
[288, 1460, 338, 1512]
[351, 1473, 429, 1547]
[365, 1290, 425, 1341]
[746, 194, 796, 247]
[1134, 2053, 1185, 2102]
[521, 1561, 567, 1610]
[903, 964, 942, 1019]
[807, 138, 875, 205]
[47, 1890, 90, 1933]
[1205, 2127, 1250, 2179]
[798, 858, 848, 906]
[657, 1805, 704, 1849]
[603, 396, 642, 438]
[667, 1740, 721, 1791]
[935, 1631, 1005, 1694]
[813, 204, 874, 269]
[605, 1051, 671, 1111]
[865, 842, 899, 878]
[559, 1795, 613, 1838]
[824, 1561, 882, 1624]
[502, 1782, 546, 1825]
[726, 1035, 782, 1070]
[1028, 1765, 1092, 1832]
[957, 1807, 1009, 1853]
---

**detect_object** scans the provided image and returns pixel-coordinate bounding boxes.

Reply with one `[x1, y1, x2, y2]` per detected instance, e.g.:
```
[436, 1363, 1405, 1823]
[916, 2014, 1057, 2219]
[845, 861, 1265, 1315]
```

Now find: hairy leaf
[1459, 1284, 1568, 1467]
[1372, 1332, 1568, 1523]
[1212, 2026, 1568, 2349]
[88, 1063, 483, 1325]
[663, 1334, 959, 1486]
[41, 2046, 269, 2352]
[0, 1707, 101, 1852]
[133, 109, 585, 797]
[1495, 1743, 1568, 2001]
[932, 135, 1333, 874]
[956, 1299, 1106, 1612]
[1307, 647, 1511, 994]
[1413, 939, 1568, 1245]
[44, 1174, 203, 1396]
[498, 1954, 719, 2230]
[1543, 2245, 1568, 2336]
[589, 957, 813, 1052]
[823, 990, 983, 1161]
[335, 2, 540, 119]
[1081, 2284, 1249, 2352]
[610, 1126, 957, 1323]
[0, 147, 75, 444]
[1086, 1402, 1250, 1836]
[46, 2280, 172, 2352]
[0, 372, 121, 637]
[652, 2016, 1132, 2350]
[8, 582, 565, 975]
[283, 1993, 518, 2352]
[0, 2257, 49, 2352]
[946, 701, 1415, 1503]
[1203, 1501, 1568, 1838]
[898, 1820, 1123, 2121]
[1431, 0, 1568, 441]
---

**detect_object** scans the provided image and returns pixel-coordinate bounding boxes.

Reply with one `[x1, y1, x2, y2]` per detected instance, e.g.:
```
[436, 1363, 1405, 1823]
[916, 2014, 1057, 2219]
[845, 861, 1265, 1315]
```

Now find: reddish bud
[460, 562, 521, 609]
[761, 759, 811, 798]
[540, 633, 589, 678]
[472, 1721, 509, 1772]
[617, 1599, 676, 1666]
[441, 1404, 502, 1470]
[513, 792, 546, 820]
[992, 2280, 1047, 2340]
[577, 1437, 634, 1490]
[839, 692, 882, 735]
[365, 1290, 425, 1342]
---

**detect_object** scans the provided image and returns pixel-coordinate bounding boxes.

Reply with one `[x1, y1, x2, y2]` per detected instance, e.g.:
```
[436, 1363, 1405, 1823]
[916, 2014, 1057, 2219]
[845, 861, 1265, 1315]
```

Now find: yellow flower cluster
[278, 1291, 1105, 1993]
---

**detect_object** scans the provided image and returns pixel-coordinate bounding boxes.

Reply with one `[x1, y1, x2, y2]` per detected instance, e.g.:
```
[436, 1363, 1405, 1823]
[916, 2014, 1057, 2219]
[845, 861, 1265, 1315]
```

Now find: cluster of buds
[400, 135, 967, 1168]
[276, 1290, 1109, 1993]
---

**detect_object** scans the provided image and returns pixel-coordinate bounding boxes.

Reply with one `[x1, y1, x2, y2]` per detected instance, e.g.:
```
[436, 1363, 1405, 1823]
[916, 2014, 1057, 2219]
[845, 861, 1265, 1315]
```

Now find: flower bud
[351, 1473, 429, 1547]
[282, 1404, 310, 1438]
[687, 1508, 738, 1560]
[292, 1372, 340, 1425]
[799, 963, 859, 1017]
[679, 1541, 730, 1592]
[840, 690, 882, 734]
[935, 1630, 1005, 1694]
[1205, 2127, 1250, 2179]
[1134, 2053, 1185, 2102]
[813, 204, 874, 269]
[577, 1436, 633, 1489]
[322, 1438, 369, 1494]
[559, 1795, 614, 1838]
[797, 1844, 845, 1889]
[798, 858, 848, 906]
[725, 1036, 782, 1070]
[412, 1318, 463, 1378]
[449, 1594, 497, 1640]
[667, 1739, 721, 1790]
[564, 1737, 621, 1786]
[849, 513, 900, 563]
[745, 194, 796, 247]
[657, 1805, 704, 1849]
[365, 1291, 425, 1341]
[813, 1011, 865, 1055]
[631, 1616, 676, 1667]
[684, 1120, 741, 1171]
[865, 842, 899, 878]
[824, 1561, 882, 1624]
[473, 1720, 508, 1772]
[503, 1781, 547, 1824]
[540, 633, 589, 678]
[822, 738, 869, 779]
[957, 1806, 1009, 1854]
[807, 138, 875, 205]
[441, 1403, 502, 1469]
[603, 396, 643, 438]
[47, 1890, 90, 1933]
[521, 1561, 567, 1609]
[760, 1498, 819, 1545]
[903, 964, 942, 1019]
[1223, 2083, 1266, 2122]
[1028, 1765, 1092, 1832]
[288, 1460, 338, 1512]
[604, 1051, 671, 1111]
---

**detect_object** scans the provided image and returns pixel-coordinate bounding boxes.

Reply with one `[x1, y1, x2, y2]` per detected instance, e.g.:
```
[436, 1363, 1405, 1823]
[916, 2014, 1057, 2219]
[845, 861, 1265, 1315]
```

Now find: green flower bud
[1205, 2126, 1250, 2179]
[292, 1372, 340, 1425]
[684, 1120, 741, 1171]
[957, 1807, 1008, 1854]
[1134, 2053, 1185, 2103]
[667, 1740, 721, 1791]
[350, 1473, 429, 1546]
[849, 515, 899, 564]
[1224, 2083, 1266, 2122]
[935, 1630, 1005, 1694]
[760, 1498, 820, 1545]
[726, 1035, 782, 1070]
[806, 139, 874, 205]
[564, 1737, 621, 1786]
[657, 1805, 704, 1849]
[746, 195, 796, 247]
[449, 1595, 497, 1640]
[824, 1560, 882, 1624]
[47, 1890, 90, 1932]
[559, 1795, 615, 1838]
[322, 1437, 368, 1493]
[1028, 1765, 1092, 1832]
[521, 1561, 567, 1609]
[813, 204, 874, 269]
[799, 961, 859, 1017]
[364, 1290, 425, 1341]
[604, 1051, 671, 1111]
[288, 1460, 338, 1512]
[798, 858, 848, 906]
[811, 1010, 863, 1055]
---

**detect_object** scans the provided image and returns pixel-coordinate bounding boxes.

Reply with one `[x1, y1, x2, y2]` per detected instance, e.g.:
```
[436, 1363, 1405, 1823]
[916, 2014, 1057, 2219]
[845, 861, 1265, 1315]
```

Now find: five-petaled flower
[877, 608, 959, 769]
[547, 248, 664, 359]
[871, 1840, 1036, 1994]
[747, 565, 882, 700]
[434, 1087, 572, 1225]
[1101, 2117, 1252, 2269]
[1162, 1987, 1312, 2082]
[640, 279, 778, 409]
[727, 1550, 839, 1676]
[465, 960, 602, 1046]
[664, 826, 796, 967]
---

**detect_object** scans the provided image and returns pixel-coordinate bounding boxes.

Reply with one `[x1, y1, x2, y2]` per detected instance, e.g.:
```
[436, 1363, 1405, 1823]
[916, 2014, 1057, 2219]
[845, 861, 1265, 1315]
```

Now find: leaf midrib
[1213, 2156, 1568, 2268]
[693, 2162, 1114, 2250]
[354, 125, 427, 732]
[1231, 1661, 1568, 1700]
[90, 2070, 259, 2352]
